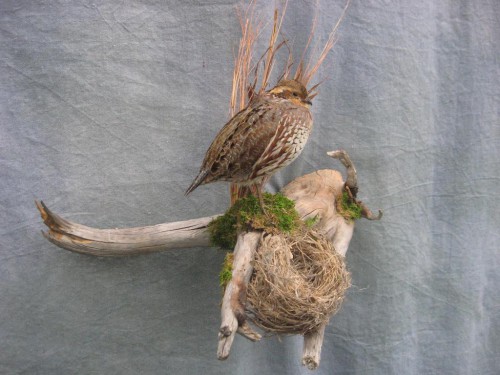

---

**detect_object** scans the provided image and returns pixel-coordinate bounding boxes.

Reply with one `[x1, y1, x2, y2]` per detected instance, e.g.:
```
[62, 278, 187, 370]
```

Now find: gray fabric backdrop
[1, 0, 499, 374]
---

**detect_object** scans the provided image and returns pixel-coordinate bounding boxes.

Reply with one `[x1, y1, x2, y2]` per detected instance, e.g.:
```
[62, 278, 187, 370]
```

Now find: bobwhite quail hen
[185, 79, 313, 208]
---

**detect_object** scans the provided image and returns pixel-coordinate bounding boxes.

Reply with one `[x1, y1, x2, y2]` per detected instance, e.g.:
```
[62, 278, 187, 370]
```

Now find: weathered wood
[36, 169, 354, 258]
[36, 200, 216, 256]
[37, 168, 354, 257]
[328, 149, 358, 197]
[327, 149, 383, 221]
[302, 323, 327, 370]
[282, 169, 355, 256]
[36, 150, 379, 258]
[217, 231, 262, 360]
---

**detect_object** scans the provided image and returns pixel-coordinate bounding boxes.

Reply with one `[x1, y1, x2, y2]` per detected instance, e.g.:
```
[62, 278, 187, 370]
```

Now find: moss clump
[208, 208, 239, 250]
[337, 191, 363, 220]
[219, 252, 234, 288]
[208, 193, 302, 251]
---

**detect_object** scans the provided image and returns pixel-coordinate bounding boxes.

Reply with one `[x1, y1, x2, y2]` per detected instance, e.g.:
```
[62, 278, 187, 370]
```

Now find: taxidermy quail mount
[185, 79, 313, 210]
[36, 0, 381, 370]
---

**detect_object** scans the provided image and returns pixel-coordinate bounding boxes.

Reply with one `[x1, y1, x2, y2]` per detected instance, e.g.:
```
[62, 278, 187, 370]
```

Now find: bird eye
[292, 92, 298, 97]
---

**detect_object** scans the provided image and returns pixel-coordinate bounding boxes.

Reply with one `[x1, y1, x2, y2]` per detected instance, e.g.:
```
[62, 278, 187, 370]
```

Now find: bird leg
[256, 186, 266, 213]
[249, 182, 267, 214]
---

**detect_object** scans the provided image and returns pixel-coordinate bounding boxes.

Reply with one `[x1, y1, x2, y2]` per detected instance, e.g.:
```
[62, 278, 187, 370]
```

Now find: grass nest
[246, 228, 351, 335]
[211, 193, 351, 335]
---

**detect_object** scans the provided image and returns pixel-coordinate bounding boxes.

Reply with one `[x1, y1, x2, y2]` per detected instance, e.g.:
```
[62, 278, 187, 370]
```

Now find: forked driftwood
[37, 150, 380, 370]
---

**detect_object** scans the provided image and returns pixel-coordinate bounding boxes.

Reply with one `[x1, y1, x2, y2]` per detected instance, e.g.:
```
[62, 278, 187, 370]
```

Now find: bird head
[268, 80, 312, 106]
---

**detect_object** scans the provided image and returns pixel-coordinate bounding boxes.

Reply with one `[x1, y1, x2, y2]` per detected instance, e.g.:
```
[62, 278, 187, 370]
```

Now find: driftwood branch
[36, 150, 380, 369]
[328, 150, 383, 221]
[36, 200, 216, 256]
[328, 149, 358, 197]
[36, 150, 379, 257]
[218, 231, 262, 359]
[302, 322, 327, 370]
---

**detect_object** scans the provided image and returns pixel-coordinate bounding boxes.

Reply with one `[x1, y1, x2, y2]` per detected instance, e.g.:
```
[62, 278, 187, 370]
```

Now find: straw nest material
[246, 229, 351, 335]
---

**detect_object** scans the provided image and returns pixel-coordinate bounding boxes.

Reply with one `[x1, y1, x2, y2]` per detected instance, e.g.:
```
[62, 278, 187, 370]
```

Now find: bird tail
[185, 169, 209, 196]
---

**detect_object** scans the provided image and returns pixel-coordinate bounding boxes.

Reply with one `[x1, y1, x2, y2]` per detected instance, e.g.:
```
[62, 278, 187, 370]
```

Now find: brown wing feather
[186, 93, 312, 194]
[185, 104, 257, 195]
[200, 97, 282, 183]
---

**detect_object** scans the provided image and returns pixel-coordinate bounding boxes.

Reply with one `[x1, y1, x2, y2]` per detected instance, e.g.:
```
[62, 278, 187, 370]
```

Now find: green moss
[219, 252, 234, 288]
[208, 209, 239, 250]
[208, 193, 302, 251]
[338, 191, 363, 220]
[304, 215, 319, 228]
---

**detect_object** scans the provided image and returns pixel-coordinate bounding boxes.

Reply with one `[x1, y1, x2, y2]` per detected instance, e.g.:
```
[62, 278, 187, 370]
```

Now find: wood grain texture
[36, 200, 216, 256]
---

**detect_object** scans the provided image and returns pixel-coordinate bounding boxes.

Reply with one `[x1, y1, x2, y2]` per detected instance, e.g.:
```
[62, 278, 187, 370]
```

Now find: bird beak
[304, 98, 312, 106]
